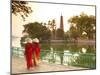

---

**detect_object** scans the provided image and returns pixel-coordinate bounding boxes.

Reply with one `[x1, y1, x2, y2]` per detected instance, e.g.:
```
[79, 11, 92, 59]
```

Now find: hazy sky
[12, 2, 95, 37]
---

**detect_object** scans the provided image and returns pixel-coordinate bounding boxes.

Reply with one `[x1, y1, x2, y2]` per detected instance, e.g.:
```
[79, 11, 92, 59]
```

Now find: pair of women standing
[24, 38, 40, 70]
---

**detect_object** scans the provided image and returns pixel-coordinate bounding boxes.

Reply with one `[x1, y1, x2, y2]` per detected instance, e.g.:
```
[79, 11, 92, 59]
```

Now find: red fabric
[33, 43, 40, 60]
[25, 43, 34, 69]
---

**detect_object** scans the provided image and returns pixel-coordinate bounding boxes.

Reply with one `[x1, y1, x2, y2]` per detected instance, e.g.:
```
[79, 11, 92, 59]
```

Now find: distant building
[60, 15, 64, 31]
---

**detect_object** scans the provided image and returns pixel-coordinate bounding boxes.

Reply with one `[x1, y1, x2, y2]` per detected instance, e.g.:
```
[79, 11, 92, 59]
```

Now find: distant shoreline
[41, 39, 96, 45]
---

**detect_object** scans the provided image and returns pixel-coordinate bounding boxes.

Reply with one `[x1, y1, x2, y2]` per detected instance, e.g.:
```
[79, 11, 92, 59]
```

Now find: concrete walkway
[12, 56, 88, 74]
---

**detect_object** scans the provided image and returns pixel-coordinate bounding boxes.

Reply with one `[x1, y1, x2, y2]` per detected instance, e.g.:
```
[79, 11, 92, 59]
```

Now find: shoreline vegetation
[41, 39, 95, 45]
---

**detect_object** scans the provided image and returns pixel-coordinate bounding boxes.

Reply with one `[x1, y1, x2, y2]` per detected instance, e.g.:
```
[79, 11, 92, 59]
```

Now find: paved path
[12, 56, 87, 74]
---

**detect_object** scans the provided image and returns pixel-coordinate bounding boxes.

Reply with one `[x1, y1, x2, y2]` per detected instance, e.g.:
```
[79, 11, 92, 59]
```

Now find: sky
[12, 1, 95, 37]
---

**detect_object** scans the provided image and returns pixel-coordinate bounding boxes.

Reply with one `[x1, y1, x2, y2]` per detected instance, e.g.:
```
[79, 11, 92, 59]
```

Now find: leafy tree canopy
[68, 12, 96, 39]
[12, 0, 32, 20]
[23, 22, 51, 40]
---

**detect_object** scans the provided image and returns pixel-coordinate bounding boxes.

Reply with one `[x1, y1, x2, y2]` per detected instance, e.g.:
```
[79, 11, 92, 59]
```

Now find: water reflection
[40, 43, 96, 68]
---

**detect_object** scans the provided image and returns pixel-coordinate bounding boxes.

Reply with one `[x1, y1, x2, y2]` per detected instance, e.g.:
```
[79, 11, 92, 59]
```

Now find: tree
[65, 31, 71, 41]
[22, 22, 51, 40]
[48, 19, 56, 39]
[12, 0, 32, 20]
[69, 25, 79, 41]
[68, 12, 96, 40]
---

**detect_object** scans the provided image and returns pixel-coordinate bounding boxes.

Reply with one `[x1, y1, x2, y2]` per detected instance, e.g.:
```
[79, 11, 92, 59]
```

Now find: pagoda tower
[60, 15, 64, 31]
